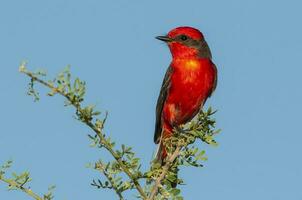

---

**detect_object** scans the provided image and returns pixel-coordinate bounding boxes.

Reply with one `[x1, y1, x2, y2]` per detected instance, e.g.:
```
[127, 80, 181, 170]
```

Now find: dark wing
[154, 66, 173, 144]
[208, 62, 218, 97]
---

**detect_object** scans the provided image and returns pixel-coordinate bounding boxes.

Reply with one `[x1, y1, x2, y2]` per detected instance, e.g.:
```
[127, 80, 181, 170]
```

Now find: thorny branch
[93, 162, 125, 200]
[147, 146, 181, 200]
[19, 65, 148, 200]
[0, 176, 43, 200]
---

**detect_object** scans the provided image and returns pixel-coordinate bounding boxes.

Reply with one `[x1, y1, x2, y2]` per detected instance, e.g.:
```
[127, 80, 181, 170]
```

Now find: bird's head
[156, 26, 212, 59]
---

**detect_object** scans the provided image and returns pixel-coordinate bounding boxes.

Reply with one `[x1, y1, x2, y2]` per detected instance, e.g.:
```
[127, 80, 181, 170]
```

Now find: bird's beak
[155, 35, 172, 43]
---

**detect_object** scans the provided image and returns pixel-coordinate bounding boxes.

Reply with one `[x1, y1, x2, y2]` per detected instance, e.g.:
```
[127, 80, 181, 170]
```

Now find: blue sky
[0, 0, 302, 199]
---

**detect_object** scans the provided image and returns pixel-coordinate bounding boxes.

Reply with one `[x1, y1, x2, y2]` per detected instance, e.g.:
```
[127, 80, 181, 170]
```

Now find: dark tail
[155, 142, 166, 164]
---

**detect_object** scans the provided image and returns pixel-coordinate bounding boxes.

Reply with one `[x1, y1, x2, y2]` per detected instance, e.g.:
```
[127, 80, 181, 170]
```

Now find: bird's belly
[163, 78, 208, 126]
[162, 59, 215, 128]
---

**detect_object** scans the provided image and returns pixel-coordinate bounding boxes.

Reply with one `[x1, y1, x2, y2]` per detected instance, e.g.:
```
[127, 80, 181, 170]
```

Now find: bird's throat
[169, 42, 199, 59]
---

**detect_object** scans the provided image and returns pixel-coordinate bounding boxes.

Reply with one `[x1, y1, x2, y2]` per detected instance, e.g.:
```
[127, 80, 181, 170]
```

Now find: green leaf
[170, 188, 180, 196]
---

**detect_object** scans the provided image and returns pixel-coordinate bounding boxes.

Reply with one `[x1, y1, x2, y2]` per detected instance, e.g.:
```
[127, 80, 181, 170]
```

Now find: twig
[20, 69, 148, 200]
[95, 163, 124, 200]
[147, 146, 181, 200]
[86, 120, 147, 199]
[0, 176, 42, 200]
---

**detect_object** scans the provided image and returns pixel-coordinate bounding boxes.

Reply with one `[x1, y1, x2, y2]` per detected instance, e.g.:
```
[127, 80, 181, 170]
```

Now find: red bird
[154, 26, 217, 161]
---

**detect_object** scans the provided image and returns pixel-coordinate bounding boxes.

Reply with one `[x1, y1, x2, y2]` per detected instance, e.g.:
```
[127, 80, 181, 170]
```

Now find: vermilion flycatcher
[154, 26, 217, 161]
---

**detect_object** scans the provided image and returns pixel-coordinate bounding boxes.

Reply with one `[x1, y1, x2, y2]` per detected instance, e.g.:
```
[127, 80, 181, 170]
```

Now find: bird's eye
[180, 35, 188, 41]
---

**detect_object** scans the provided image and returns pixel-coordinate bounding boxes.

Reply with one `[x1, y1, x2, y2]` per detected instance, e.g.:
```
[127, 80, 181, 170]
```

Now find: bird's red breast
[162, 58, 216, 137]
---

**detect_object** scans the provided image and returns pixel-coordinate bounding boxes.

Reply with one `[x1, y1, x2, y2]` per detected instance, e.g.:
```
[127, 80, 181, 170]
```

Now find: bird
[154, 26, 217, 163]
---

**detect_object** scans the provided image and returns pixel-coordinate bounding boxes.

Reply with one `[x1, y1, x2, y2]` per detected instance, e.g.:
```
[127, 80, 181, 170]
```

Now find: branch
[84, 121, 147, 199]
[93, 162, 125, 200]
[147, 146, 181, 200]
[0, 176, 43, 200]
[19, 66, 148, 200]
[147, 109, 219, 200]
